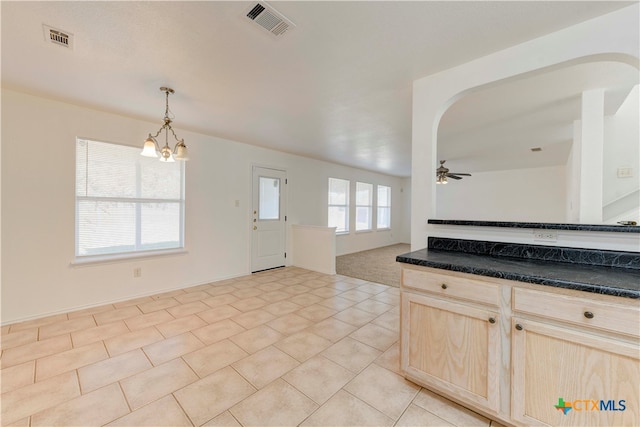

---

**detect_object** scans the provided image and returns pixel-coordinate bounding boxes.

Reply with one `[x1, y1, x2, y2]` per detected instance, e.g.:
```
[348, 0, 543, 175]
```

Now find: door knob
[253, 226, 257, 230]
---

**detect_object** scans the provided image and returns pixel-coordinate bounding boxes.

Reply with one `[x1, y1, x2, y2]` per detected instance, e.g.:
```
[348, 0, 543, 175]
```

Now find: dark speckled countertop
[397, 239, 640, 299]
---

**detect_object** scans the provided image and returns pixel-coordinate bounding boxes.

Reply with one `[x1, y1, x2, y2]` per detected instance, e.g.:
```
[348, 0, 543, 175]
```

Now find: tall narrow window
[377, 185, 391, 229]
[75, 138, 185, 258]
[328, 178, 349, 233]
[356, 182, 373, 231]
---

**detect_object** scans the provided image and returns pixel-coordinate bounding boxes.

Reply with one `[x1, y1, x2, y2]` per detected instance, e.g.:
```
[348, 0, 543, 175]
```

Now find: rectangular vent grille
[50, 30, 69, 46]
[43, 24, 74, 49]
[247, 4, 266, 20]
[245, 2, 295, 38]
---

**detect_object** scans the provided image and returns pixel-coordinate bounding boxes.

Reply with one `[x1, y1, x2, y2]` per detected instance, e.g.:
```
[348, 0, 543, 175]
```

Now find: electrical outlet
[133, 267, 142, 278]
[533, 230, 557, 241]
[617, 167, 633, 178]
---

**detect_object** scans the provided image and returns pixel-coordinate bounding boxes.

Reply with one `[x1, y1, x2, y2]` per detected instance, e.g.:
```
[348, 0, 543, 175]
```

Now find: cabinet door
[511, 318, 639, 427]
[401, 292, 501, 412]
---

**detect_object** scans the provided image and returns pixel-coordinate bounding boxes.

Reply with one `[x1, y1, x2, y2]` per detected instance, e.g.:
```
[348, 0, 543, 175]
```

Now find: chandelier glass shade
[141, 87, 189, 162]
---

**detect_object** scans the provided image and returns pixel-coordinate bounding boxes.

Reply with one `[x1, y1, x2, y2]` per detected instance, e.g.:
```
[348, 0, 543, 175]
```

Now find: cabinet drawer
[513, 287, 640, 337]
[402, 268, 500, 306]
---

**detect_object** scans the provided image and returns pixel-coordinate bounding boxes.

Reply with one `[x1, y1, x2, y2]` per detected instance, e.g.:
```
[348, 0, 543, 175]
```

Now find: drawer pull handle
[584, 311, 594, 319]
[488, 317, 496, 324]
[515, 324, 523, 331]
[441, 284, 448, 289]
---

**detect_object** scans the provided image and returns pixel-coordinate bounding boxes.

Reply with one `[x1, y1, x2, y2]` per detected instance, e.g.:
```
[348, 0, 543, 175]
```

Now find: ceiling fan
[436, 160, 471, 184]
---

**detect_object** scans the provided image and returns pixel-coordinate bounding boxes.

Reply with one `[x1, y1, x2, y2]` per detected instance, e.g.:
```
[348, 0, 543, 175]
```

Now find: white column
[565, 120, 582, 222]
[579, 89, 605, 223]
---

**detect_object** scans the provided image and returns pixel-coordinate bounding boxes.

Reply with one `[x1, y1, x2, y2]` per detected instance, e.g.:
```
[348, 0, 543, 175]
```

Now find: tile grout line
[170, 392, 197, 427]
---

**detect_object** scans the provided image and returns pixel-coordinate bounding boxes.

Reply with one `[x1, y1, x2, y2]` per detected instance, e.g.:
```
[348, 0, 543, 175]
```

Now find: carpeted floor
[336, 243, 411, 287]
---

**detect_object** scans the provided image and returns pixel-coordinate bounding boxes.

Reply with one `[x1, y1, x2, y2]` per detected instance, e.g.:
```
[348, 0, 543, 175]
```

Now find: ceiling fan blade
[448, 173, 471, 176]
[446, 174, 463, 180]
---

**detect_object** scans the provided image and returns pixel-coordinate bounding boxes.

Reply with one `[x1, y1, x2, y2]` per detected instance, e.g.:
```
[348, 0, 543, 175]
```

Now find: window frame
[355, 181, 373, 232]
[377, 185, 391, 230]
[74, 137, 186, 262]
[328, 177, 350, 234]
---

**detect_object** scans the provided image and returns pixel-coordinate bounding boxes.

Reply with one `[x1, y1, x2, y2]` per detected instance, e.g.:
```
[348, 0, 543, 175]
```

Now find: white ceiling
[1, 1, 636, 177]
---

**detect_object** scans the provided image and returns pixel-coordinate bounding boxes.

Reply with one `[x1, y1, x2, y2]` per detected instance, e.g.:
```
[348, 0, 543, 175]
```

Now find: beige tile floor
[1, 267, 503, 427]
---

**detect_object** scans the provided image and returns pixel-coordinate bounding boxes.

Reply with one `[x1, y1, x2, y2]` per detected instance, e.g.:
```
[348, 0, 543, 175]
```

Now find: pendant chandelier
[141, 87, 189, 162]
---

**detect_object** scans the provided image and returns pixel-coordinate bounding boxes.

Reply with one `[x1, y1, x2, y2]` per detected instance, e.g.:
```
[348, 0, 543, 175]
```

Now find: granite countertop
[397, 248, 640, 299]
[427, 219, 640, 233]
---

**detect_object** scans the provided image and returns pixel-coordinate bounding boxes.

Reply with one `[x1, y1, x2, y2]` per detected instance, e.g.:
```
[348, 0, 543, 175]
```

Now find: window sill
[70, 249, 188, 267]
[335, 231, 350, 236]
[376, 227, 391, 231]
[355, 229, 373, 234]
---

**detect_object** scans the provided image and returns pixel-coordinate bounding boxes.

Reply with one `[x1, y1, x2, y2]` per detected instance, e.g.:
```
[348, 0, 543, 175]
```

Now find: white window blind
[328, 178, 349, 233]
[377, 185, 391, 229]
[75, 138, 185, 257]
[356, 182, 373, 231]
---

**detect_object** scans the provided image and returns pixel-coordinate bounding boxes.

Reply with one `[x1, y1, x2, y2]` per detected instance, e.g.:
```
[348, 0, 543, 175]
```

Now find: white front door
[251, 166, 287, 272]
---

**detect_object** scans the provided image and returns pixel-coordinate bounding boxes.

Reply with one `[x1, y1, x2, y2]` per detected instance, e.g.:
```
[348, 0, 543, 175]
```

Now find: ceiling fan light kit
[436, 160, 471, 184]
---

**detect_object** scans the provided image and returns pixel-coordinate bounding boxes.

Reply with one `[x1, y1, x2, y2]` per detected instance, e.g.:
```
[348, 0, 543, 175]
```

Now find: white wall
[578, 89, 605, 223]
[566, 121, 581, 222]
[436, 166, 566, 222]
[1, 89, 406, 324]
[400, 177, 412, 245]
[411, 4, 639, 251]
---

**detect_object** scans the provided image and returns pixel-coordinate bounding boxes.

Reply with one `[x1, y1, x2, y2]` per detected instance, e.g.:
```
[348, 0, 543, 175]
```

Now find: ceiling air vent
[43, 24, 74, 49]
[245, 2, 295, 38]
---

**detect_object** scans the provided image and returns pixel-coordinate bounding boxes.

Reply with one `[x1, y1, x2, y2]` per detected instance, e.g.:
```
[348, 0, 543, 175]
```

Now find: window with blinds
[355, 182, 373, 231]
[75, 138, 185, 258]
[377, 185, 391, 229]
[328, 177, 350, 234]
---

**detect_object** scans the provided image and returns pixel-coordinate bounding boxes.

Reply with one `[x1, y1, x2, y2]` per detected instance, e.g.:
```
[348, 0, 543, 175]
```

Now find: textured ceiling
[1, 1, 636, 177]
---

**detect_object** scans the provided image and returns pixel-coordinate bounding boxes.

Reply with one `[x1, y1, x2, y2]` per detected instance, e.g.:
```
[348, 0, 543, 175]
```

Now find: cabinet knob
[441, 284, 448, 289]
[488, 317, 496, 324]
[584, 311, 594, 319]
[515, 324, 523, 331]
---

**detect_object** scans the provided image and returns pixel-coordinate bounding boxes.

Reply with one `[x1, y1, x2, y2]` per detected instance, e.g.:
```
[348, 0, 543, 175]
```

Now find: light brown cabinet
[511, 317, 639, 426]
[402, 291, 501, 412]
[400, 264, 640, 427]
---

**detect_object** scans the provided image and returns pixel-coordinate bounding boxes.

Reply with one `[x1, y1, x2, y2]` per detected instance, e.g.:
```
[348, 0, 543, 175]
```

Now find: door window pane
[259, 176, 280, 220]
